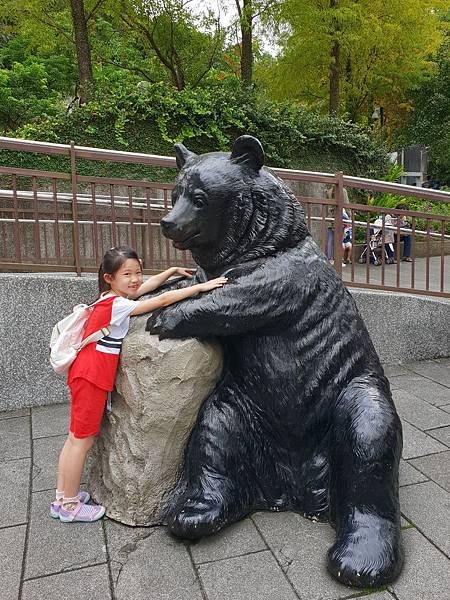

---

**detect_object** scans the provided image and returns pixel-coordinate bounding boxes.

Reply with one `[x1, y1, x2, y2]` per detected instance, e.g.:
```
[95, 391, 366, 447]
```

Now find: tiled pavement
[1, 358, 449, 600]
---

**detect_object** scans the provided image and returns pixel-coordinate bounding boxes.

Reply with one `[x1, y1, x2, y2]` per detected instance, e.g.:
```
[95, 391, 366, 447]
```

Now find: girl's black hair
[98, 246, 141, 294]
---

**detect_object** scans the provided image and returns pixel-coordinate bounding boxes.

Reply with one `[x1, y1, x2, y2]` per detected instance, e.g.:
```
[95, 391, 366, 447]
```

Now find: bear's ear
[174, 143, 197, 169]
[230, 135, 264, 171]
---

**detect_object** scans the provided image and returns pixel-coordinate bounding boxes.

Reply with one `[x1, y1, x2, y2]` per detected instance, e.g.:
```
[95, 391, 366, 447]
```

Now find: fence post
[333, 171, 344, 276]
[70, 141, 81, 276]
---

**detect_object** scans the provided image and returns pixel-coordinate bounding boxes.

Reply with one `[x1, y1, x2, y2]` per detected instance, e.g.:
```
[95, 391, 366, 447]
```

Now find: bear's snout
[160, 217, 177, 235]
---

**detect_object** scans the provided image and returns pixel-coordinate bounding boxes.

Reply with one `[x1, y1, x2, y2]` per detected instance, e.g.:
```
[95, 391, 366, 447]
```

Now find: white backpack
[49, 300, 110, 375]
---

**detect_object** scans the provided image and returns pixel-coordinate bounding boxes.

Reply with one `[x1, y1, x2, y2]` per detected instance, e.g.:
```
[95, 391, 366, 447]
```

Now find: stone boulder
[87, 312, 223, 526]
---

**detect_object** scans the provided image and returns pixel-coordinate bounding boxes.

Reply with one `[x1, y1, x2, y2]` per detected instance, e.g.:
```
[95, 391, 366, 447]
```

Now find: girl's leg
[56, 436, 71, 493]
[59, 432, 95, 499]
[57, 433, 105, 522]
[51, 434, 91, 517]
[55, 379, 106, 521]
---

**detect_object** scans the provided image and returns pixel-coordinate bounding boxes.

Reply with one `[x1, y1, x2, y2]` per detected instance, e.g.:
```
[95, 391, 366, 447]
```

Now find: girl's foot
[59, 499, 106, 523]
[50, 491, 91, 519]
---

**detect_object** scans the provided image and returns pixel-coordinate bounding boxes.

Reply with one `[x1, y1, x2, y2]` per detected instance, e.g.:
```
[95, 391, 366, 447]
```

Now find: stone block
[252, 511, 350, 600]
[25, 489, 107, 579]
[2, 273, 450, 410]
[399, 459, 427, 487]
[0, 524, 26, 600]
[87, 312, 223, 526]
[427, 425, 450, 447]
[190, 517, 266, 565]
[401, 421, 447, 460]
[388, 528, 450, 600]
[354, 291, 450, 363]
[0, 416, 30, 462]
[0, 408, 30, 420]
[32, 403, 69, 439]
[0, 273, 95, 411]
[383, 364, 410, 378]
[22, 564, 111, 600]
[410, 450, 450, 492]
[393, 389, 450, 430]
[399, 481, 450, 556]
[0, 458, 30, 527]
[104, 520, 155, 588]
[388, 374, 450, 407]
[198, 550, 298, 600]
[407, 360, 450, 388]
[435, 357, 450, 367]
[114, 526, 203, 600]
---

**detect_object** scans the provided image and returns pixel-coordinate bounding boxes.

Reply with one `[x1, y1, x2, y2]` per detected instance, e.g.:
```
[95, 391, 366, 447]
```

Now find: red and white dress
[67, 293, 136, 438]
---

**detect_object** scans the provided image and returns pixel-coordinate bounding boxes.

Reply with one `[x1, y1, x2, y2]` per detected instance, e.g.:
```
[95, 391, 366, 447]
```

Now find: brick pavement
[0, 357, 449, 600]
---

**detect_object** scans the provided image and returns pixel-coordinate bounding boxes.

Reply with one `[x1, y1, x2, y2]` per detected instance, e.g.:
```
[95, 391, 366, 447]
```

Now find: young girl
[52, 246, 227, 523]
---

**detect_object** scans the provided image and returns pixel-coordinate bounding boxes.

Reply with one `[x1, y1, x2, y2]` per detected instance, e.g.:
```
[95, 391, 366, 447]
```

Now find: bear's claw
[167, 498, 228, 540]
[326, 514, 403, 588]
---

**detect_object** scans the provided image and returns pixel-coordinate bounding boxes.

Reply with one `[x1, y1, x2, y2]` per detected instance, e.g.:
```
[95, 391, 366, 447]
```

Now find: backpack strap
[77, 293, 115, 350]
[78, 327, 110, 351]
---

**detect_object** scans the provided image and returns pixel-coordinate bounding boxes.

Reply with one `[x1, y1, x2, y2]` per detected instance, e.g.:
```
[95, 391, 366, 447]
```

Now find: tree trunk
[69, 0, 93, 104]
[329, 0, 340, 116]
[238, 0, 253, 86]
[329, 39, 340, 115]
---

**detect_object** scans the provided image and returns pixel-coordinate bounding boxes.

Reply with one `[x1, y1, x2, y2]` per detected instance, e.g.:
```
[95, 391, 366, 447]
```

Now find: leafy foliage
[262, 0, 447, 128]
[396, 28, 450, 184]
[1, 0, 444, 187]
[1, 82, 389, 180]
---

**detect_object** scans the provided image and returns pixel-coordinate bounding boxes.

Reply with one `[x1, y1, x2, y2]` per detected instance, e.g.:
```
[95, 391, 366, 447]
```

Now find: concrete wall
[0, 273, 449, 411]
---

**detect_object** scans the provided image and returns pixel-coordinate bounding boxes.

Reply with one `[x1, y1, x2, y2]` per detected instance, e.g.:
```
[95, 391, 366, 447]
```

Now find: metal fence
[1, 136, 449, 298]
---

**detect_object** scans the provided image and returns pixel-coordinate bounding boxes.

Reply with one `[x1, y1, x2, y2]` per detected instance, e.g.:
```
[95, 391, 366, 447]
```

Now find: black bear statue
[147, 135, 403, 588]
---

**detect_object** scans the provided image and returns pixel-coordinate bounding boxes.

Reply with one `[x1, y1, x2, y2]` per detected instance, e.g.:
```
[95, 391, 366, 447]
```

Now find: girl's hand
[197, 277, 228, 293]
[174, 267, 196, 277]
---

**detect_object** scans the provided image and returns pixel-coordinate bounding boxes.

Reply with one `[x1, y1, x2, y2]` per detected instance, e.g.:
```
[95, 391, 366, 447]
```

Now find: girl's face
[104, 258, 143, 297]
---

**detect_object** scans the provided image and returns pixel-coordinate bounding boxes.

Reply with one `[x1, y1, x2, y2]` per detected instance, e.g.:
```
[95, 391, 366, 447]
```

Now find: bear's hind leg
[327, 376, 403, 588]
[164, 388, 259, 540]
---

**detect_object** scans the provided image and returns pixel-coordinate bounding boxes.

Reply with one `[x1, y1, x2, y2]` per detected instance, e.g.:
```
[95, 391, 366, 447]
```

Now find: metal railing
[1, 136, 449, 298]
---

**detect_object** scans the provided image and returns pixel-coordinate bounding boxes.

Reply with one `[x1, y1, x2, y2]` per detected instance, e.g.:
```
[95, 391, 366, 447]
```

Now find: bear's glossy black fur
[147, 136, 403, 588]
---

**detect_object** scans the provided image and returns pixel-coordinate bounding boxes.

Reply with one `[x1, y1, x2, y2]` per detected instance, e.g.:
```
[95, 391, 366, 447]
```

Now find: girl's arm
[128, 267, 196, 299]
[130, 277, 227, 316]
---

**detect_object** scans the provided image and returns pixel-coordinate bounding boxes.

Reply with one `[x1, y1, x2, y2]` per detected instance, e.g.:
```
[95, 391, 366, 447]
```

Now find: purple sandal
[50, 490, 90, 519]
[59, 499, 106, 523]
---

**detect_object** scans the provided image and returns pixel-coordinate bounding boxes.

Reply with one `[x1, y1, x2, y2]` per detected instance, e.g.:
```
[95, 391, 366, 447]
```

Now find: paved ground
[0, 358, 449, 600]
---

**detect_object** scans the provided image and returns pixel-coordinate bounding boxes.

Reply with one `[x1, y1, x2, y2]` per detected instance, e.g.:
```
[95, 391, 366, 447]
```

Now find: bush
[1, 82, 390, 181]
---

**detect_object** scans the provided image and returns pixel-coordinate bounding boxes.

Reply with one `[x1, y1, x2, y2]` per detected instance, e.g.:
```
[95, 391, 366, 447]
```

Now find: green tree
[263, 0, 447, 124]
[398, 30, 450, 184]
[68, 0, 94, 103]
[116, 0, 224, 90]
[0, 59, 63, 132]
[0, 0, 105, 102]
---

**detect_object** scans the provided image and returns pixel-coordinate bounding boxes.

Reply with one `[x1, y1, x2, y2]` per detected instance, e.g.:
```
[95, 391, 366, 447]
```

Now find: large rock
[87, 312, 223, 526]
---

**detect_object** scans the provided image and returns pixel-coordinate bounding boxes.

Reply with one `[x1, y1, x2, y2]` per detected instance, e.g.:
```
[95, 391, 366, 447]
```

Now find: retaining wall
[0, 273, 448, 411]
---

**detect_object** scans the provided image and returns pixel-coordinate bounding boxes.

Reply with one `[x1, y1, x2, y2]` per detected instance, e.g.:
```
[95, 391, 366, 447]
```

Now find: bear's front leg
[327, 376, 403, 588]
[163, 381, 260, 539]
[147, 265, 297, 340]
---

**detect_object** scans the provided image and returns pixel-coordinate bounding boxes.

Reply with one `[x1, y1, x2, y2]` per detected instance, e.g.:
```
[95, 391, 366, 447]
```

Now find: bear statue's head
[161, 135, 309, 273]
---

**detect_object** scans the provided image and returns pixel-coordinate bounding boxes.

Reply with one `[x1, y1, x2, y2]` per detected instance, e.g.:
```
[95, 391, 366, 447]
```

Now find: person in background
[326, 186, 350, 267]
[342, 220, 352, 264]
[393, 203, 412, 262]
